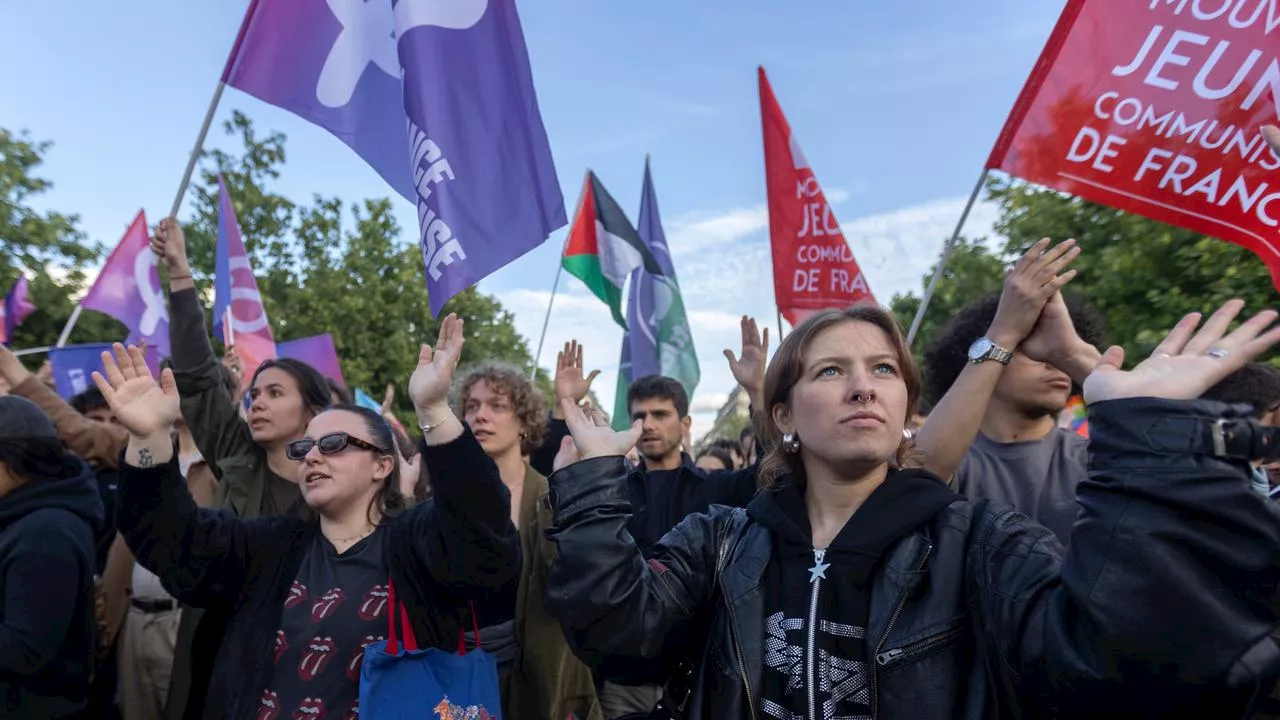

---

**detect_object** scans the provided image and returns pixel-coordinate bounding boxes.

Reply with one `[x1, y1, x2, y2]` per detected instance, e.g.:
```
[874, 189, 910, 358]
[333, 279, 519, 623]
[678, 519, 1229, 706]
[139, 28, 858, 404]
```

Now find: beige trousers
[118, 606, 181, 720]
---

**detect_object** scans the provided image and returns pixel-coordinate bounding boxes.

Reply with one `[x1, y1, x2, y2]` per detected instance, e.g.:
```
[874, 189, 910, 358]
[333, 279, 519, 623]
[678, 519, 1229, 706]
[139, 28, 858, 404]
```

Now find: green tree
[0, 128, 123, 356]
[892, 177, 1280, 363]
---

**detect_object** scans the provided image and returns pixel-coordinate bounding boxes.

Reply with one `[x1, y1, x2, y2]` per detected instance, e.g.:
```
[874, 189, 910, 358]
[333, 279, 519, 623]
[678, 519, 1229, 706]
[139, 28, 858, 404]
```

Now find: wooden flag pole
[905, 169, 989, 347]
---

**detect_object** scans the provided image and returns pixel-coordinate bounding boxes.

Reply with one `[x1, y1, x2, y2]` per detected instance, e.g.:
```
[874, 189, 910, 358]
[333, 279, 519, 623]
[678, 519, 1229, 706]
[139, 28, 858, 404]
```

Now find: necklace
[325, 525, 374, 545]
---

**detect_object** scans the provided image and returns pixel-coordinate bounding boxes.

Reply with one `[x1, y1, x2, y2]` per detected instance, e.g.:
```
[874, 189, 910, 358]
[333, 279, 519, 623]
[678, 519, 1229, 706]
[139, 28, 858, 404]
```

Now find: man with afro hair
[915, 239, 1107, 546]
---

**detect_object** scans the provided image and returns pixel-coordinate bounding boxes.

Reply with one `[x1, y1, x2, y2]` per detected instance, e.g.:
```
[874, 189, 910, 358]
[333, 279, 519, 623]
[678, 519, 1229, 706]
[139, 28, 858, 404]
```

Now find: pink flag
[213, 178, 276, 390]
[81, 212, 170, 356]
[1, 275, 36, 345]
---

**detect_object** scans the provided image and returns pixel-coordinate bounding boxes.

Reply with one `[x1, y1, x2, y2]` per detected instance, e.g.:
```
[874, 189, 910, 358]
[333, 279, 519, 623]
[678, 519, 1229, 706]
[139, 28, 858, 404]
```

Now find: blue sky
[1, 1, 1066, 437]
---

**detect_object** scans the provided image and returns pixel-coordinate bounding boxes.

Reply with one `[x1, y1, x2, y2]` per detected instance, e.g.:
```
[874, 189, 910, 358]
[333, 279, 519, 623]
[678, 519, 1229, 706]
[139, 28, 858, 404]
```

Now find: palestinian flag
[562, 171, 662, 328]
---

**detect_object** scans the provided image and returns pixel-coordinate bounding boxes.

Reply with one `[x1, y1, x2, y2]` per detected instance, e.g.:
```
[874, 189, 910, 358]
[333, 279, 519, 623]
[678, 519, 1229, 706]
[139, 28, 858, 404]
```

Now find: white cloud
[498, 193, 1002, 443]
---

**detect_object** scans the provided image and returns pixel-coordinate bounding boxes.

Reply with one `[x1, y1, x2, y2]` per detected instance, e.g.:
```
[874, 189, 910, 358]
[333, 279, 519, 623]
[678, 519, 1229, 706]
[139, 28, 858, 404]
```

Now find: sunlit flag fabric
[562, 171, 662, 329]
[612, 159, 699, 430]
[213, 177, 276, 390]
[222, 0, 565, 314]
[0, 275, 35, 345]
[759, 66, 874, 326]
[80, 212, 171, 356]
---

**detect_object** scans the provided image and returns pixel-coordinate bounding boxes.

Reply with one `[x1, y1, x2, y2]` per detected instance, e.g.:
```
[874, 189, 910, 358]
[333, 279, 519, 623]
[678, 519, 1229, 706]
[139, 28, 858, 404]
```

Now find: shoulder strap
[385, 579, 418, 653]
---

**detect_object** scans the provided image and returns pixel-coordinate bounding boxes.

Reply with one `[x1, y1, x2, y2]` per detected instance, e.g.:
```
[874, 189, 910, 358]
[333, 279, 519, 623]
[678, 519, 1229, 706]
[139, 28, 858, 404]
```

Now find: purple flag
[212, 177, 276, 390]
[1, 275, 35, 345]
[80, 212, 170, 357]
[277, 333, 345, 388]
[223, 0, 566, 315]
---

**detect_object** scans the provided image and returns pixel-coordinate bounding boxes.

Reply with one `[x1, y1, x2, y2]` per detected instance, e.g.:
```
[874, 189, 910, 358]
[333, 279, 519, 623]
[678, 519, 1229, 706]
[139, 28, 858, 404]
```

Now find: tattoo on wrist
[137, 448, 155, 468]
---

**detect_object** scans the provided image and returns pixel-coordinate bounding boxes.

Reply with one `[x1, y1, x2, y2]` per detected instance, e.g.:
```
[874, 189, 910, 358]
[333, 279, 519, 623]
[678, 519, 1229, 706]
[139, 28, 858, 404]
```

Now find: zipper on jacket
[806, 547, 828, 720]
[724, 581, 758, 719]
[870, 542, 932, 720]
[875, 625, 963, 668]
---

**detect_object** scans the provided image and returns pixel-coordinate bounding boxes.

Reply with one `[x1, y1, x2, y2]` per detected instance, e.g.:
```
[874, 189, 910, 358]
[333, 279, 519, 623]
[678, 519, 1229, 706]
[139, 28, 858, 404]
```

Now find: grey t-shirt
[954, 428, 1088, 546]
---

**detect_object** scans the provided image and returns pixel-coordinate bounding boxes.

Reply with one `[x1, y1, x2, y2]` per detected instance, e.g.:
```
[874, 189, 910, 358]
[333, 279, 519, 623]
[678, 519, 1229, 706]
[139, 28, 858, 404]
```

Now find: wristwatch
[967, 337, 1013, 365]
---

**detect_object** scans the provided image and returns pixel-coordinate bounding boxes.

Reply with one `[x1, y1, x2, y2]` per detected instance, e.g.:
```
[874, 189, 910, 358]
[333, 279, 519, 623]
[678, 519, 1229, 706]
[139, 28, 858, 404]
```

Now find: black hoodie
[750, 468, 958, 720]
[0, 456, 104, 719]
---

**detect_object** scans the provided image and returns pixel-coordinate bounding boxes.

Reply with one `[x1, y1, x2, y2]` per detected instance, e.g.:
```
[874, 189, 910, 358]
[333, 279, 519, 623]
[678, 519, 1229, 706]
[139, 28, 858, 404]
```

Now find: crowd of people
[2, 224, 1280, 719]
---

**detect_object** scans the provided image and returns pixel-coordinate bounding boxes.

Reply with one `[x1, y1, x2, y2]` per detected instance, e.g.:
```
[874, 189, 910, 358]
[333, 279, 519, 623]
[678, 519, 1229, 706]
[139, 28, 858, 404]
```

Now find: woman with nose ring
[104, 315, 519, 719]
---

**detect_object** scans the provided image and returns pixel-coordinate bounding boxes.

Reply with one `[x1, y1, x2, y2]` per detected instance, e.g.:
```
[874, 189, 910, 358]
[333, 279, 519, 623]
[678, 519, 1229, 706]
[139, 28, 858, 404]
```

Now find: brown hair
[451, 362, 548, 456]
[755, 305, 921, 490]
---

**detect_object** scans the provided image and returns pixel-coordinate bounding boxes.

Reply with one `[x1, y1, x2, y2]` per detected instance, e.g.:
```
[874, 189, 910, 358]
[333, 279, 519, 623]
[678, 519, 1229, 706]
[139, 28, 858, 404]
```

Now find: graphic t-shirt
[256, 526, 389, 720]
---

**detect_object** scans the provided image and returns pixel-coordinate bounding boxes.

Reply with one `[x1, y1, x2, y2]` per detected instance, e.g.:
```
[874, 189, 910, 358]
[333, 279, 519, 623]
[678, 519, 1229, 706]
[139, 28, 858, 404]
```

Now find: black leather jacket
[546, 398, 1280, 719]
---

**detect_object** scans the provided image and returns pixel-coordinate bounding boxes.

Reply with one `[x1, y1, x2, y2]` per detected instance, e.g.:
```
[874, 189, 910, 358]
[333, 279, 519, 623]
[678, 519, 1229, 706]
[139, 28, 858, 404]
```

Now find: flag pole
[905, 169, 989, 347]
[55, 56, 235, 348]
[530, 264, 563, 379]
[170, 80, 228, 219]
[776, 309, 785, 341]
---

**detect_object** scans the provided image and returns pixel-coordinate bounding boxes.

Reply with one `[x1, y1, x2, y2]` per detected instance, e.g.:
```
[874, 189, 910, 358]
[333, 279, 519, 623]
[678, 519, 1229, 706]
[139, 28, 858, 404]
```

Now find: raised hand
[408, 314, 465, 411]
[553, 435, 581, 473]
[92, 343, 180, 438]
[555, 340, 600, 402]
[151, 217, 191, 274]
[1083, 299, 1280, 404]
[560, 397, 641, 461]
[723, 316, 769, 400]
[987, 238, 1079, 349]
[397, 449, 422, 500]
[381, 383, 396, 416]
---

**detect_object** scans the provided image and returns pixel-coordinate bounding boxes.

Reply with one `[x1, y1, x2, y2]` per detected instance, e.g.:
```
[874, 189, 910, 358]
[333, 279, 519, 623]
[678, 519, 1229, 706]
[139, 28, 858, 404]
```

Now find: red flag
[989, 0, 1280, 289]
[759, 67, 874, 327]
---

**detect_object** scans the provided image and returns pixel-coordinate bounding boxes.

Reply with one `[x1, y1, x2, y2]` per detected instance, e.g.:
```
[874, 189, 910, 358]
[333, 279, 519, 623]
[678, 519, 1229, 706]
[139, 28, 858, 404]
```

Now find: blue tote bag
[359, 581, 502, 719]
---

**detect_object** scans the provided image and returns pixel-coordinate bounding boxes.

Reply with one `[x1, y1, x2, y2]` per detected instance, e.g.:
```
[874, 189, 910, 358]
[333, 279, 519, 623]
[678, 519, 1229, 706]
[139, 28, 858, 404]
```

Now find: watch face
[968, 337, 993, 361]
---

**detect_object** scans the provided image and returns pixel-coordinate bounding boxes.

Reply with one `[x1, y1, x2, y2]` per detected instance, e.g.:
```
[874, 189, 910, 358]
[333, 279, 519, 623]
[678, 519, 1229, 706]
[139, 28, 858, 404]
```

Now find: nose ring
[853, 391, 875, 403]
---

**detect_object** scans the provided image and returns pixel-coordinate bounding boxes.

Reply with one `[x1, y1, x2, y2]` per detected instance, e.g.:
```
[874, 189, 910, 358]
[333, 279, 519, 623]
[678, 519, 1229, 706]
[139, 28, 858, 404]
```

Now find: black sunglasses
[286, 432, 388, 461]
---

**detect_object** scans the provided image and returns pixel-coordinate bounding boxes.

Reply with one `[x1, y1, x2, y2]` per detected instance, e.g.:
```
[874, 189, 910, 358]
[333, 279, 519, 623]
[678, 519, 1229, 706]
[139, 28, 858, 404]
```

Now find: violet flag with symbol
[1, 275, 35, 345]
[222, 0, 566, 315]
[213, 177, 276, 391]
[80, 212, 170, 357]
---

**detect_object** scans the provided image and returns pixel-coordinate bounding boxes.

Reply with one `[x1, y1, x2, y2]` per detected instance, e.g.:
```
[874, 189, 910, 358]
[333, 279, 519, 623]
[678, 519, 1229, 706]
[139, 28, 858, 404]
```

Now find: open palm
[555, 340, 600, 402]
[92, 343, 180, 438]
[409, 314, 465, 409]
[560, 398, 641, 461]
[723, 315, 769, 395]
[1083, 300, 1280, 404]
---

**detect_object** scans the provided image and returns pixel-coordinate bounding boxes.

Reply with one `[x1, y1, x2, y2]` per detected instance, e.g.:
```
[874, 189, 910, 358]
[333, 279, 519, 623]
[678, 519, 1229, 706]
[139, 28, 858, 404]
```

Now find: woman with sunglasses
[104, 315, 519, 719]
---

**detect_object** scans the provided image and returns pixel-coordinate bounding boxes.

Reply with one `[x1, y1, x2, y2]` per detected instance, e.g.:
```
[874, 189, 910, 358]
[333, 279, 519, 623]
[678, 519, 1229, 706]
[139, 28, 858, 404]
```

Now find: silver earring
[782, 433, 800, 454]
[902, 428, 914, 440]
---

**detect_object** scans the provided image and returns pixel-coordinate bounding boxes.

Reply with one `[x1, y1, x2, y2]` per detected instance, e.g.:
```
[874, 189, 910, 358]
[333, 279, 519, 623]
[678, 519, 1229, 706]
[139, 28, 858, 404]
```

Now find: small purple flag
[212, 177, 276, 390]
[277, 333, 345, 389]
[1, 275, 35, 345]
[222, 0, 566, 315]
[80, 212, 170, 357]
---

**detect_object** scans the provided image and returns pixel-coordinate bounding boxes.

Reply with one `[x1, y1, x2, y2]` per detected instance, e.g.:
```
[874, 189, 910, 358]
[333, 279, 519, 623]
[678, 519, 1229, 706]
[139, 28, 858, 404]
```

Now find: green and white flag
[612, 158, 700, 430]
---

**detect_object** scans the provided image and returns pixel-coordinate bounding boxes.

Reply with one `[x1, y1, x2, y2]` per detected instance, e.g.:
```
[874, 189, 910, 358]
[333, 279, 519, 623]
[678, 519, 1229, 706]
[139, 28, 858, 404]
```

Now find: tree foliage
[0, 129, 123, 356]
[892, 176, 1280, 363]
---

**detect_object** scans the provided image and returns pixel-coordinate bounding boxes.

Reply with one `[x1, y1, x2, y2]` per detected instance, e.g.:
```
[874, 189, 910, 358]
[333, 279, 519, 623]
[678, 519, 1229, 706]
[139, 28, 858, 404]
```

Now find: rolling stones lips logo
[311, 588, 345, 623]
[285, 580, 308, 610]
[346, 634, 384, 682]
[272, 630, 289, 666]
[298, 636, 336, 682]
[342, 699, 359, 720]
[293, 698, 326, 720]
[255, 689, 280, 720]
[358, 585, 388, 621]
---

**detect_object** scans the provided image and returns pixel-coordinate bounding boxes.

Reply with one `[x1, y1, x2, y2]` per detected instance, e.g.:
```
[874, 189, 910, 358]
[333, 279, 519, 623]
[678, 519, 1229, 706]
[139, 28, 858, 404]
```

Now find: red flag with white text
[759, 66, 875, 327]
[989, 0, 1280, 289]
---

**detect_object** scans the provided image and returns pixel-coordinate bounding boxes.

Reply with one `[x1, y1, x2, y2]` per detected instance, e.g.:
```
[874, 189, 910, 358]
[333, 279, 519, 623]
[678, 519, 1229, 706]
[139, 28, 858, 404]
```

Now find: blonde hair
[755, 305, 921, 490]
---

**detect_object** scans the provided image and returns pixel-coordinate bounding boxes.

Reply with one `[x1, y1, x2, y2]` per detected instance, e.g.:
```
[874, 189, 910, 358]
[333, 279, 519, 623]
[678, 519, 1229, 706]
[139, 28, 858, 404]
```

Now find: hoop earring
[782, 433, 801, 454]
